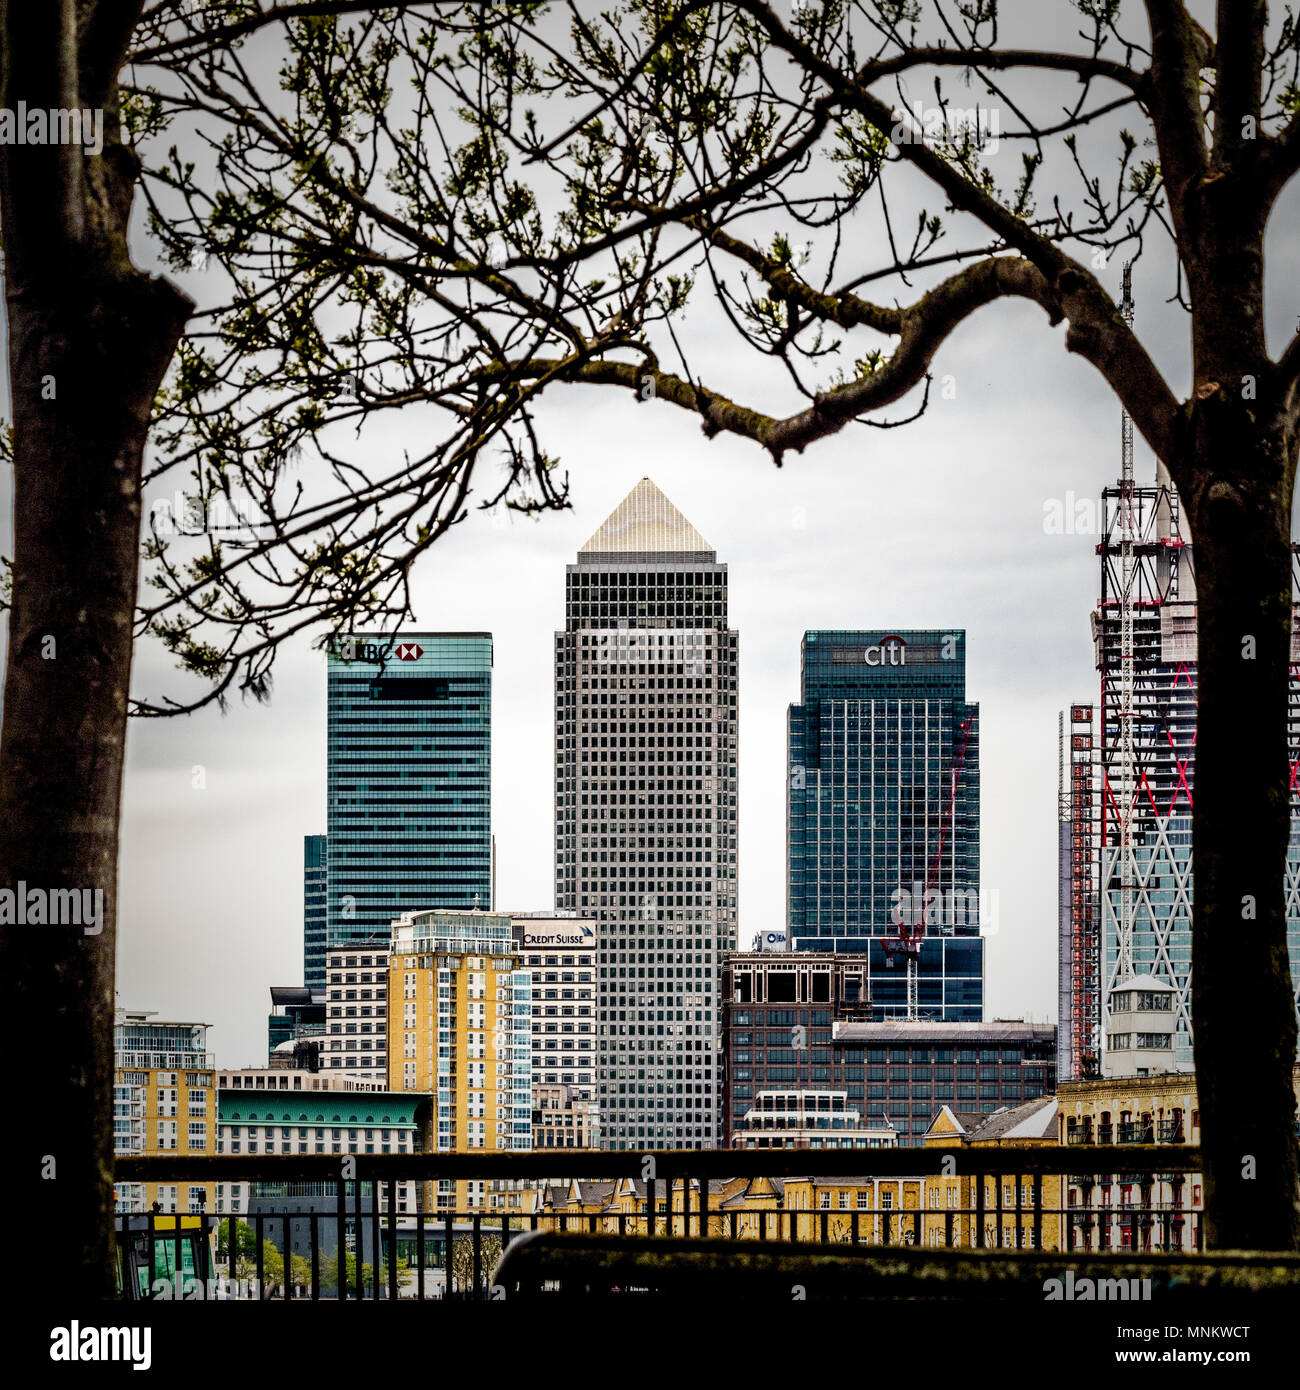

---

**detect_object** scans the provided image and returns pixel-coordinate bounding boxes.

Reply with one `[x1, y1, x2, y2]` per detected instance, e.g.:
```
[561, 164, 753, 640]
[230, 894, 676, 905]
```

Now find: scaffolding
[1060, 705, 1100, 1080]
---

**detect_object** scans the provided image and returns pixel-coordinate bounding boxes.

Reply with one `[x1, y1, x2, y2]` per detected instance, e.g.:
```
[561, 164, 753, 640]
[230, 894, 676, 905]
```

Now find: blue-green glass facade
[787, 630, 983, 1020]
[326, 634, 491, 948]
[303, 833, 328, 991]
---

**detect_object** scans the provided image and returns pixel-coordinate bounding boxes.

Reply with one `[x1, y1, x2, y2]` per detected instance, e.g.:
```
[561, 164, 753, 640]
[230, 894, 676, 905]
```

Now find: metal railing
[111, 1145, 1228, 1301]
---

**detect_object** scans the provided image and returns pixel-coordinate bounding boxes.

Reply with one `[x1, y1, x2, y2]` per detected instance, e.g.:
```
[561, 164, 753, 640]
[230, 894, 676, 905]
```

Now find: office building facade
[266, 985, 325, 1067]
[787, 629, 983, 1019]
[720, 949, 873, 1145]
[322, 941, 389, 1077]
[722, 996, 1053, 1148]
[304, 834, 328, 992]
[555, 478, 738, 1149]
[511, 913, 598, 1099]
[326, 633, 492, 949]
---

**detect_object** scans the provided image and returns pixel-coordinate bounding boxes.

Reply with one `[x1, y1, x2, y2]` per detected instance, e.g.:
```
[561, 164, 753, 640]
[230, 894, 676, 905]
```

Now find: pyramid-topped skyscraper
[556, 478, 738, 1150]
[578, 475, 715, 557]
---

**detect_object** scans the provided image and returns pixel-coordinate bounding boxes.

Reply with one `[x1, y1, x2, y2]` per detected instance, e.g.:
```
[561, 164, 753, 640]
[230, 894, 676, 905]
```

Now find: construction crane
[1115, 261, 1139, 982]
[882, 713, 976, 1020]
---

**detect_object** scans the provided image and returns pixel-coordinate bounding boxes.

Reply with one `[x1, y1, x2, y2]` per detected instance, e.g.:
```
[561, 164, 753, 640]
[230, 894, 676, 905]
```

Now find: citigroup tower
[787, 629, 983, 1020]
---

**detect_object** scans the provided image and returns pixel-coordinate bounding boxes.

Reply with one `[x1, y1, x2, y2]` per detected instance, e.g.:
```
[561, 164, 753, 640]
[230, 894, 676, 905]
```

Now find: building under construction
[1058, 273, 1300, 1079]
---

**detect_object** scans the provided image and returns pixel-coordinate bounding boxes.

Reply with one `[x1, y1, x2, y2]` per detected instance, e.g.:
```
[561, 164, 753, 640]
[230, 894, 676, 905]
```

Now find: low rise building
[783, 1176, 925, 1242]
[725, 1006, 1055, 1148]
[921, 1095, 1064, 1250]
[1057, 1072, 1205, 1252]
[730, 1088, 899, 1149]
[213, 1080, 428, 1224]
[533, 1082, 601, 1150]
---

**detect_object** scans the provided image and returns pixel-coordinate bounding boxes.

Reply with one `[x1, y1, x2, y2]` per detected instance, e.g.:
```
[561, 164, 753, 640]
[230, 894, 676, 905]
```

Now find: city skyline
[115, 353, 1136, 1069]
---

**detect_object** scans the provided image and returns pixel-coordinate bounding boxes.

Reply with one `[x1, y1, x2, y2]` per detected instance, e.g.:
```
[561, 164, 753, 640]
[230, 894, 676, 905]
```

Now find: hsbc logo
[331, 638, 423, 663]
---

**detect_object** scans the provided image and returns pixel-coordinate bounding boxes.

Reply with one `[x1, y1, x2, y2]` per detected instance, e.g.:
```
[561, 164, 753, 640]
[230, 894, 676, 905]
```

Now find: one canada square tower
[554, 478, 738, 1149]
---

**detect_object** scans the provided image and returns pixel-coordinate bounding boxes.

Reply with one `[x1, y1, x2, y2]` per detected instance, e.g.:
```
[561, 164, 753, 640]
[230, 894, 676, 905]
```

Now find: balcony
[115, 1052, 216, 1070]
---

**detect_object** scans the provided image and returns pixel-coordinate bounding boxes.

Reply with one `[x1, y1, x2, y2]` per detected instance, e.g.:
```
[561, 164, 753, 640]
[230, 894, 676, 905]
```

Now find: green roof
[218, 1090, 422, 1127]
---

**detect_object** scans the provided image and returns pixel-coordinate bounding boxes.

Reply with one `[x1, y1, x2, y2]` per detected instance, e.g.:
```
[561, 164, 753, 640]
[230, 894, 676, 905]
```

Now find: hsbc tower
[325, 633, 493, 950]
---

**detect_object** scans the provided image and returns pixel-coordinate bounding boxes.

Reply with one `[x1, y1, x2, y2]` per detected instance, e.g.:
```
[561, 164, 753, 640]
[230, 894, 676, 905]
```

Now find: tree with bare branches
[4, 0, 1300, 1298]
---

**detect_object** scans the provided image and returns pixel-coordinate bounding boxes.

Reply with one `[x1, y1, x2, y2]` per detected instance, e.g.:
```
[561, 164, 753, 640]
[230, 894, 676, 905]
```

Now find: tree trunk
[0, 272, 190, 1302]
[0, 0, 191, 1301]
[1186, 411, 1300, 1251]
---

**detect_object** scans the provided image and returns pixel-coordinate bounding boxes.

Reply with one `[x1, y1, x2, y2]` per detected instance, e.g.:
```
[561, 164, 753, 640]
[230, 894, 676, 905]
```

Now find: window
[881, 1192, 893, 1210]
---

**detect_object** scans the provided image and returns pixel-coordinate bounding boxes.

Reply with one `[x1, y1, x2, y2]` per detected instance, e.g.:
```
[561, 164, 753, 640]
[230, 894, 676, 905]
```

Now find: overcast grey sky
[5, 1, 1299, 1068]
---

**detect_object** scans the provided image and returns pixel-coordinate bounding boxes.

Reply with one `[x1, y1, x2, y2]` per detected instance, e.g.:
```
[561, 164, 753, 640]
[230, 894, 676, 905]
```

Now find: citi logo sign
[394, 642, 423, 661]
[865, 636, 906, 666]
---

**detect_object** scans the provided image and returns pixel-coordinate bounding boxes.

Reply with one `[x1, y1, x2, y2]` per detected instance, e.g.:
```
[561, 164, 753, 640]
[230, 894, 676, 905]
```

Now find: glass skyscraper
[787, 629, 983, 1020]
[555, 478, 738, 1149]
[303, 833, 328, 991]
[326, 633, 492, 948]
